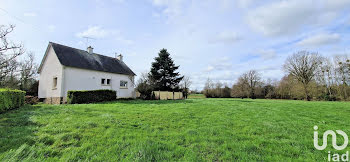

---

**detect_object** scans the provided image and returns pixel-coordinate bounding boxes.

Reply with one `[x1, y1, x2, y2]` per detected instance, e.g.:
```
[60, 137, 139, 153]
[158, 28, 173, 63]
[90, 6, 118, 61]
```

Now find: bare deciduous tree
[231, 76, 248, 98]
[204, 78, 214, 92]
[283, 51, 323, 101]
[1, 59, 19, 88]
[0, 25, 25, 69]
[136, 72, 153, 99]
[180, 75, 192, 99]
[0, 25, 25, 86]
[231, 70, 261, 99]
[276, 75, 293, 99]
[19, 52, 38, 90]
[245, 70, 261, 99]
[334, 55, 350, 99]
[316, 58, 336, 99]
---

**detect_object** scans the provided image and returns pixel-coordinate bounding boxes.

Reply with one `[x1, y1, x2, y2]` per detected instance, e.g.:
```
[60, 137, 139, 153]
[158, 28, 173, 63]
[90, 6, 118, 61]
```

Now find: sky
[1, 0, 350, 90]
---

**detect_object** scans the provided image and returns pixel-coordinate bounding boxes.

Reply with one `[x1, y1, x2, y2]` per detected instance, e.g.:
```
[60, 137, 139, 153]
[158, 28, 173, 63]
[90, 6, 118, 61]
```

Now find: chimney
[87, 46, 93, 54]
[116, 53, 123, 61]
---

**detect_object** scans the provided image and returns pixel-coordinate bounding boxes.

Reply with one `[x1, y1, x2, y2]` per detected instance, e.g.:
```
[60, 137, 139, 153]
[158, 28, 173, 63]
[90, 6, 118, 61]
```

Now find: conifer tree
[149, 49, 183, 91]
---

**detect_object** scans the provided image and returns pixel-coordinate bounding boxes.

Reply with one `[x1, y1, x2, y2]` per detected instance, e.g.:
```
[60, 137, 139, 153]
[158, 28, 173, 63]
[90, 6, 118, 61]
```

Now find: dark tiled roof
[40, 42, 135, 75]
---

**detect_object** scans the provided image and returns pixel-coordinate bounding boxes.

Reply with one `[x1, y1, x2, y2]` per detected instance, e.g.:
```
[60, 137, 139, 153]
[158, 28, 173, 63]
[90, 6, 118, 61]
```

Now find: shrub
[0, 89, 25, 113]
[25, 96, 39, 105]
[203, 86, 231, 98]
[67, 89, 117, 104]
[136, 82, 153, 100]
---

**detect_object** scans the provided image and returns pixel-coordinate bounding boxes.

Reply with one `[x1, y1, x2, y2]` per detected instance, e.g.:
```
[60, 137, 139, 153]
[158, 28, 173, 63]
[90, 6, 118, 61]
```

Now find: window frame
[101, 78, 111, 86]
[120, 80, 128, 89]
[52, 77, 58, 90]
[101, 78, 106, 85]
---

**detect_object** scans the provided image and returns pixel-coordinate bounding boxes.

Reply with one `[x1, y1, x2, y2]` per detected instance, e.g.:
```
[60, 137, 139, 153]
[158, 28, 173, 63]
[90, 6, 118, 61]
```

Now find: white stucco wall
[62, 67, 135, 98]
[38, 46, 63, 98]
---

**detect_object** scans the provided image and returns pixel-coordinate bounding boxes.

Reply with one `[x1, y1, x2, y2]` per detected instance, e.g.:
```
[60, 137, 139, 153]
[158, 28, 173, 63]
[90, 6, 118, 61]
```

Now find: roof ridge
[50, 42, 89, 53]
[48, 42, 136, 76]
[49, 42, 122, 61]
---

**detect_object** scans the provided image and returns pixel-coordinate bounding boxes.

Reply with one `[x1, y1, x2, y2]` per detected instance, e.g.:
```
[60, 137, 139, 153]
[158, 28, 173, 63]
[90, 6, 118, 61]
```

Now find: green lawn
[1, 99, 349, 161]
[188, 94, 206, 99]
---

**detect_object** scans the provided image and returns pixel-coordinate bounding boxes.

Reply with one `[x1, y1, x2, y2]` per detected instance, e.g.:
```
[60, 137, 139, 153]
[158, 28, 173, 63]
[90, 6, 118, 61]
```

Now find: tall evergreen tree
[149, 49, 183, 91]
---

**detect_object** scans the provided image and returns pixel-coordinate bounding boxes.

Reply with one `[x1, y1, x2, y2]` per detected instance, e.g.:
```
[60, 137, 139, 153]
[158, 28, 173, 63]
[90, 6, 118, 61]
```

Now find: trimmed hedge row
[0, 89, 26, 112]
[67, 89, 117, 104]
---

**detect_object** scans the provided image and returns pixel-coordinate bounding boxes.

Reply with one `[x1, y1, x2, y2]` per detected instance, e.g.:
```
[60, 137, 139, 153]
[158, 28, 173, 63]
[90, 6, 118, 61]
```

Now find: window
[101, 78, 111, 86]
[120, 80, 128, 88]
[53, 77, 58, 89]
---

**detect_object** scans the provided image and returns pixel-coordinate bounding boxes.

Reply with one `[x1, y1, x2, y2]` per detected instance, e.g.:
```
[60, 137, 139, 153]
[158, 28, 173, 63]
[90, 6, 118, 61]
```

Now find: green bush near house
[67, 89, 117, 104]
[0, 89, 25, 112]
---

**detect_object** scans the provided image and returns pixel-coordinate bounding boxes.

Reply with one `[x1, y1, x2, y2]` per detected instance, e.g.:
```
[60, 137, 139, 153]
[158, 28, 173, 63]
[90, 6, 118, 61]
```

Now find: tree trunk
[250, 88, 256, 99]
[303, 83, 310, 101]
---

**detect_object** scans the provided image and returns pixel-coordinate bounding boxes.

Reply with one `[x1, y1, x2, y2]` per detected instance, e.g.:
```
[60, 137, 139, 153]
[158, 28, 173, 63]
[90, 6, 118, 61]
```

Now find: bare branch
[283, 51, 323, 100]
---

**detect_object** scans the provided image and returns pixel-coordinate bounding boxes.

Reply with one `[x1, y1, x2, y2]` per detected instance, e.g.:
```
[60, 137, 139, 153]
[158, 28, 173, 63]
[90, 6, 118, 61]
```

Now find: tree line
[0, 25, 38, 95]
[3, 24, 349, 101]
[204, 51, 350, 101]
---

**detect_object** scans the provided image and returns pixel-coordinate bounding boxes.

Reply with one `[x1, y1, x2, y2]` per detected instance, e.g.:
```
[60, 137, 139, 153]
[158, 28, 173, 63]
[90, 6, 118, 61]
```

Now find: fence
[153, 91, 183, 100]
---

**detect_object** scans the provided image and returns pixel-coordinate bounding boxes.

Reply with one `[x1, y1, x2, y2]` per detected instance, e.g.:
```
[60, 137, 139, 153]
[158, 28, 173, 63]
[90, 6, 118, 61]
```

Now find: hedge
[0, 89, 26, 113]
[67, 89, 117, 104]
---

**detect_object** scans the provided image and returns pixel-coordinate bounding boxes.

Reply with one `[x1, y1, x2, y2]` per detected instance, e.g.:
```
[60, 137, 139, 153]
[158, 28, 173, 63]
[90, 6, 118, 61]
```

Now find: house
[38, 42, 136, 104]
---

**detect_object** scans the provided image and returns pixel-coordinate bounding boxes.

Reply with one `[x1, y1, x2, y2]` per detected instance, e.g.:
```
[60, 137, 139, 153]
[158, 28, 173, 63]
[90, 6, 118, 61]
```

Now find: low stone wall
[44, 97, 66, 104]
[153, 91, 183, 100]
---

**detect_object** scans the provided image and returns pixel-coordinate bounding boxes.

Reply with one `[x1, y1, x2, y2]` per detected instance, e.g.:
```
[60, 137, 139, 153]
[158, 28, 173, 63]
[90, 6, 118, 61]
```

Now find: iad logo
[314, 126, 349, 161]
[314, 126, 348, 150]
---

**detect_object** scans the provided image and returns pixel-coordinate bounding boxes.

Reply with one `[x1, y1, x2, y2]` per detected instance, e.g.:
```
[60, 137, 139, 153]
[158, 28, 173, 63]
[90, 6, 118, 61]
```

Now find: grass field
[1, 98, 350, 161]
[187, 94, 206, 99]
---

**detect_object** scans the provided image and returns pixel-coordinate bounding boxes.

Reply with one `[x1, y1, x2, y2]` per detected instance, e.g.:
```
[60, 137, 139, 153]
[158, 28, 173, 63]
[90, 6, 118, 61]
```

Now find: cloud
[205, 57, 233, 72]
[206, 66, 215, 72]
[152, 12, 161, 18]
[76, 26, 108, 38]
[23, 12, 37, 17]
[324, 0, 350, 10]
[259, 65, 279, 72]
[236, 0, 255, 8]
[151, 0, 185, 21]
[95, 0, 125, 6]
[297, 33, 341, 47]
[115, 37, 134, 45]
[112, 0, 125, 3]
[258, 49, 277, 60]
[76, 26, 133, 45]
[247, 0, 317, 36]
[209, 31, 242, 44]
[152, 0, 169, 6]
[246, 0, 350, 36]
[48, 25, 56, 32]
[77, 41, 84, 46]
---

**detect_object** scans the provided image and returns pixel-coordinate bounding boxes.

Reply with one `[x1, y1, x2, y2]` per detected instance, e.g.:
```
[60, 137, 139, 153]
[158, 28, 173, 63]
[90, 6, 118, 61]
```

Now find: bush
[0, 89, 25, 113]
[136, 82, 153, 100]
[203, 86, 231, 98]
[67, 89, 116, 104]
[25, 96, 39, 105]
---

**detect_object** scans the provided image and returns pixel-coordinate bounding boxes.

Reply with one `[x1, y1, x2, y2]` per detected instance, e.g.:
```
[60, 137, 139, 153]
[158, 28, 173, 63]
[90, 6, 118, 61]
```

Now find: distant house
[38, 42, 136, 104]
